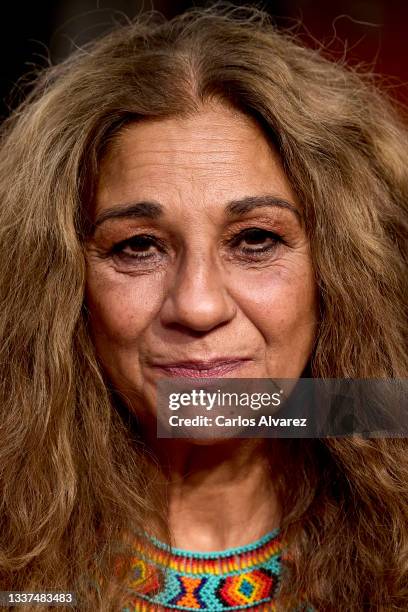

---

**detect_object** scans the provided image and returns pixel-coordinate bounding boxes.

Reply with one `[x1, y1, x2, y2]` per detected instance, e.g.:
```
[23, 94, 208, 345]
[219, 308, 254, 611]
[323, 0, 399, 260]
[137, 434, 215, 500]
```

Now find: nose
[159, 251, 236, 333]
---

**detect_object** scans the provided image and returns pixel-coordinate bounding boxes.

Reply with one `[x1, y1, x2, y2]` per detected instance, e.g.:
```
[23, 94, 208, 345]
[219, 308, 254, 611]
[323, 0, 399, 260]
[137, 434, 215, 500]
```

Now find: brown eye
[121, 236, 157, 256]
[111, 234, 166, 261]
[231, 228, 282, 255]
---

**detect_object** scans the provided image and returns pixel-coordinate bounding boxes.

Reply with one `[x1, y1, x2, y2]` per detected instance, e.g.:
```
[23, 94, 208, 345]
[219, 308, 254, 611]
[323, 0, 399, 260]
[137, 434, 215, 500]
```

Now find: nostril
[159, 272, 237, 332]
[163, 320, 231, 337]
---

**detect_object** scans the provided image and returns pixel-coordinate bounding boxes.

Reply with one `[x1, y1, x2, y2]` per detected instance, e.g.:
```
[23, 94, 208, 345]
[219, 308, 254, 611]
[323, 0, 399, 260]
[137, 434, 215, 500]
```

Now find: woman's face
[85, 102, 318, 420]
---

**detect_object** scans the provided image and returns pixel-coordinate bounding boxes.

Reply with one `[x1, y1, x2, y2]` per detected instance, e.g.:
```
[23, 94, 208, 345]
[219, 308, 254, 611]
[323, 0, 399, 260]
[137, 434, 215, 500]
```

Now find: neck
[142, 436, 280, 551]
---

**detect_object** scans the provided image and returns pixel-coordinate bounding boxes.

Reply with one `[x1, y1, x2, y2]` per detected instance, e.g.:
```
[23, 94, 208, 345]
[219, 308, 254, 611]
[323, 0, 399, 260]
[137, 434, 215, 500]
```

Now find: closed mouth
[150, 358, 251, 378]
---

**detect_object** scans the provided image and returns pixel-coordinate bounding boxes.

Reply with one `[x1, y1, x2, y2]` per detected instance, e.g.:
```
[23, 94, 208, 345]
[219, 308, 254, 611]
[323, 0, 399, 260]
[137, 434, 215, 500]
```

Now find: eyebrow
[93, 201, 163, 229]
[92, 194, 301, 231]
[226, 195, 301, 220]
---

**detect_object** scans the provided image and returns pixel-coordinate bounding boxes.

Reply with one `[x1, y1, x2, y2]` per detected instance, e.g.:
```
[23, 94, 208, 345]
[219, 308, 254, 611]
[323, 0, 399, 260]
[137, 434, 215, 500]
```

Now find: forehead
[96, 102, 297, 214]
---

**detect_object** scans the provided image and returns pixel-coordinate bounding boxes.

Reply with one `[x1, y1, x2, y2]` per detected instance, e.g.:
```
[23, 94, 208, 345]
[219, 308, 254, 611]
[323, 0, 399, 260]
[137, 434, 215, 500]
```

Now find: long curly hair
[0, 5, 407, 610]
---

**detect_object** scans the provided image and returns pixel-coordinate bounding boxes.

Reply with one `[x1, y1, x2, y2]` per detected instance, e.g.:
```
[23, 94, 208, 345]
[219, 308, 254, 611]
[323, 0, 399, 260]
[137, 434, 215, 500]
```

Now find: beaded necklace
[122, 528, 283, 611]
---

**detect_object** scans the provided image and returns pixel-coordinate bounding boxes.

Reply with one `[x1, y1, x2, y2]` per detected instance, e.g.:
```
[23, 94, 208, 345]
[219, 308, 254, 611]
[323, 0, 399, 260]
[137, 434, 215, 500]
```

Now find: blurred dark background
[1, 0, 408, 119]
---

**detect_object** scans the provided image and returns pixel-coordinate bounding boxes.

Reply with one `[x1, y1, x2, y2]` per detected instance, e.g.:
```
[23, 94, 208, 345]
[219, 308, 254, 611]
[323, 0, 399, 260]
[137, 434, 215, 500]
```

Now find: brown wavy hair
[0, 5, 407, 611]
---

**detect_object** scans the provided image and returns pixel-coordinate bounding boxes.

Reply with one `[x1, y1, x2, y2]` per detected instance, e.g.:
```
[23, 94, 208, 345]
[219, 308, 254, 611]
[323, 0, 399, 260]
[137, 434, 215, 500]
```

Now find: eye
[229, 228, 283, 256]
[111, 234, 165, 261]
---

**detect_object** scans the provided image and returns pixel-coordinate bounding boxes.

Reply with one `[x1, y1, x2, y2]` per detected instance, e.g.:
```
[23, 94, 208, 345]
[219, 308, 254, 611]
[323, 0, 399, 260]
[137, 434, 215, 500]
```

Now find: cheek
[228, 263, 318, 343]
[85, 270, 164, 345]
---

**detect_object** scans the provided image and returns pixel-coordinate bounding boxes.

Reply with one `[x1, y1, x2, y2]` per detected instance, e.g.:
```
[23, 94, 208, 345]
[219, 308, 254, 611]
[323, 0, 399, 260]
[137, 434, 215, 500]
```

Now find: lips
[150, 358, 251, 378]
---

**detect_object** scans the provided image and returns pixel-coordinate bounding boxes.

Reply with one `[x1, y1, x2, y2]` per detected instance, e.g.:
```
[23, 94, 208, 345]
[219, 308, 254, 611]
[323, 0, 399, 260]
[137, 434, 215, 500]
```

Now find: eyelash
[110, 234, 166, 261]
[227, 228, 285, 257]
[109, 228, 285, 264]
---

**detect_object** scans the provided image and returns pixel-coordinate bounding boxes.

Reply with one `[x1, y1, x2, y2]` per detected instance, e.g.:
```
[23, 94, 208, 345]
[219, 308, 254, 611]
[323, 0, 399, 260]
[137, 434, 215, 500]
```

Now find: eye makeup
[86, 206, 302, 273]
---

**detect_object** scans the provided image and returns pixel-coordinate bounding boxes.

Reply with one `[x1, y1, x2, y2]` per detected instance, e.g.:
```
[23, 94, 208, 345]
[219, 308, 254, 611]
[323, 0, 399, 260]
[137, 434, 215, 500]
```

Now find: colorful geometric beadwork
[121, 528, 282, 611]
